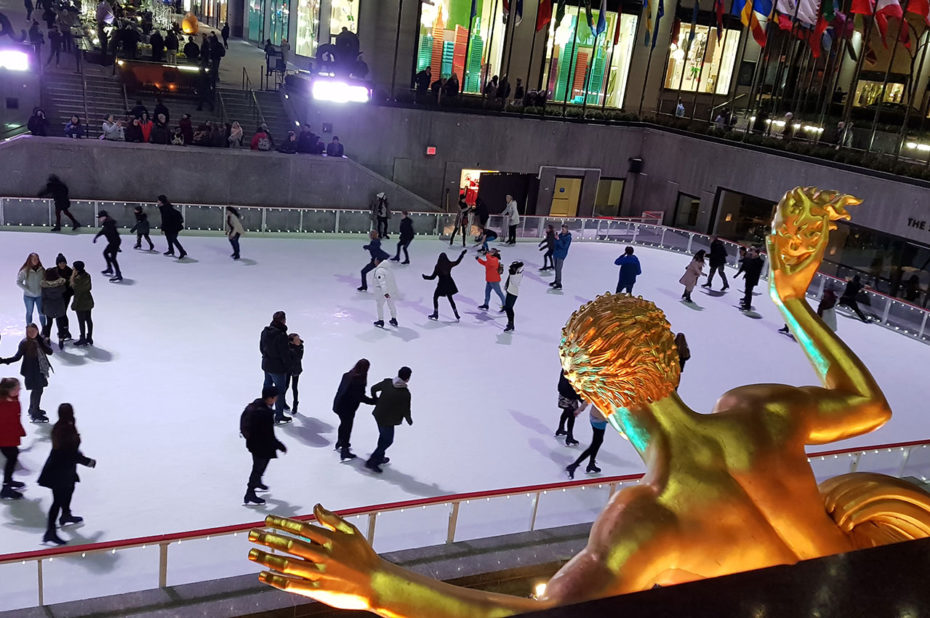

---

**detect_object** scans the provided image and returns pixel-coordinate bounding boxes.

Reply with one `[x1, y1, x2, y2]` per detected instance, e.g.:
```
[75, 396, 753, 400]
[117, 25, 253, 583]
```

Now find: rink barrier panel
[0, 440, 927, 610]
[1, 197, 926, 343]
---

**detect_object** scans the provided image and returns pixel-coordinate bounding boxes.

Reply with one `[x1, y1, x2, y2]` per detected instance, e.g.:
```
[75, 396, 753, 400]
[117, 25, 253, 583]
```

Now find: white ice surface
[0, 230, 928, 605]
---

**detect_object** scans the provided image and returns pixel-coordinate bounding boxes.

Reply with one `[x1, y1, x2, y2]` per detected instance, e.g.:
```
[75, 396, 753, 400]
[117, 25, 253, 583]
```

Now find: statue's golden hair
[559, 293, 680, 412]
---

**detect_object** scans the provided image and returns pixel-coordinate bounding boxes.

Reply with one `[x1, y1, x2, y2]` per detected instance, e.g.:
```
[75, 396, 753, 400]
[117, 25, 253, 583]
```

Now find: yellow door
[550, 177, 582, 217]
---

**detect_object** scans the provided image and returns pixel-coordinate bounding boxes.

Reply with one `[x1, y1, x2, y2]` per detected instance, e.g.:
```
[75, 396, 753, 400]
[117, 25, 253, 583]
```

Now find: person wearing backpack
[475, 248, 505, 310]
[251, 124, 273, 151]
[156, 195, 187, 259]
[240, 386, 287, 505]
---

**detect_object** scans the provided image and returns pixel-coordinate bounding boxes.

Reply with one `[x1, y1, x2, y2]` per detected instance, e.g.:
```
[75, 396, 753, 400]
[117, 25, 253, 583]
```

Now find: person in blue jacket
[614, 246, 642, 294]
[549, 224, 572, 290]
[359, 231, 390, 291]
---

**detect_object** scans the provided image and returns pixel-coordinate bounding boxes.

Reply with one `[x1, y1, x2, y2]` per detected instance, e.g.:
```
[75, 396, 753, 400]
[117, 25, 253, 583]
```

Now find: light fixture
[0, 49, 29, 72]
[311, 79, 370, 104]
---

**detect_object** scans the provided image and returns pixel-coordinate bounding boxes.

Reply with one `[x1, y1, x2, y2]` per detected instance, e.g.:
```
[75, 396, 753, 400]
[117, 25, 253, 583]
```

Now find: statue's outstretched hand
[767, 187, 859, 301]
[249, 504, 381, 611]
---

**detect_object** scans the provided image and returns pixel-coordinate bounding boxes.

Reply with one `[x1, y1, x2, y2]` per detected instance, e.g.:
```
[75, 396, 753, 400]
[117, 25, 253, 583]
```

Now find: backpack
[257, 135, 272, 151]
[239, 407, 253, 439]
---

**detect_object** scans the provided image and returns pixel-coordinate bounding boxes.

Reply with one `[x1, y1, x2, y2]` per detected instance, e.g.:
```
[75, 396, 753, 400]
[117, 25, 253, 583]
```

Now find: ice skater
[359, 231, 389, 291]
[0, 378, 26, 500]
[130, 206, 155, 250]
[423, 250, 467, 321]
[675, 332, 690, 371]
[259, 311, 292, 424]
[240, 386, 287, 505]
[550, 224, 572, 290]
[371, 192, 391, 239]
[449, 196, 471, 247]
[539, 224, 555, 270]
[39, 175, 82, 232]
[702, 235, 729, 291]
[555, 370, 585, 446]
[739, 248, 764, 310]
[373, 258, 399, 328]
[0, 324, 53, 423]
[476, 247, 505, 310]
[226, 206, 245, 260]
[503, 260, 523, 333]
[614, 246, 642, 294]
[17, 253, 46, 328]
[332, 359, 376, 461]
[364, 366, 413, 474]
[565, 406, 608, 479]
[284, 333, 303, 414]
[157, 195, 187, 259]
[818, 287, 838, 331]
[839, 275, 870, 322]
[679, 250, 705, 303]
[502, 194, 520, 245]
[474, 228, 498, 254]
[39, 268, 71, 348]
[390, 211, 414, 264]
[69, 262, 94, 346]
[38, 403, 96, 545]
[93, 210, 123, 282]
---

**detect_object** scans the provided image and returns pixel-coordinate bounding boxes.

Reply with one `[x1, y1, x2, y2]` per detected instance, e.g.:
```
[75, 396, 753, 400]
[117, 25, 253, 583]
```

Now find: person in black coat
[1, 324, 53, 422]
[283, 333, 303, 415]
[259, 311, 291, 424]
[156, 194, 187, 259]
[839, 275, 870, 322]
[474, 197, 490, 233]
[739, 248, 765, 310]
[38, 403, 96, 545]
[93, 210, 123, 282]
[702, 235, 730, 291]
[359, 231, 390, 291]
[130, 206, 154, 250]
[449, 196, 472, 247]
[332, 358, 376, 461]
[40, 266, 70, 346]
[240, 387, 286, 505]
[555, 370, 583, 446]
[364, 367, 413, 473]
[423, 250, 467, 321]
[538, 224, 556, 270]
[39, 174, 82, 232]
[390, 211, 415, 264]
[149, 30, 164, 61]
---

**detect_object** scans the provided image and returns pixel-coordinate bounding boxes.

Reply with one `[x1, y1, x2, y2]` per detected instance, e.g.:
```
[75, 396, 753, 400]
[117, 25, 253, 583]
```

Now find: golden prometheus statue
[248, 186, 930, 616]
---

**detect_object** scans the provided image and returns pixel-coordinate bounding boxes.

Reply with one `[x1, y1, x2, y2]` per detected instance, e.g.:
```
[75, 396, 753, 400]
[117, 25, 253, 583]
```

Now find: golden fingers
[249, 530, 330, 563]
[263, 514, 334, 546]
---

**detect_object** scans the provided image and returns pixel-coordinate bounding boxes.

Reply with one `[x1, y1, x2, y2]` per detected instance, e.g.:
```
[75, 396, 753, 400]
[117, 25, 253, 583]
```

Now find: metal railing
[0, 439, 926, 612]
[1, 197, 928, 344]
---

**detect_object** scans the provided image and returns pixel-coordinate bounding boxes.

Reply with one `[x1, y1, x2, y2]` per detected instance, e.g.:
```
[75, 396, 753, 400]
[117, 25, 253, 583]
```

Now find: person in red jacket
[0, 378, 27, 500]
[475, 248, 505, 310]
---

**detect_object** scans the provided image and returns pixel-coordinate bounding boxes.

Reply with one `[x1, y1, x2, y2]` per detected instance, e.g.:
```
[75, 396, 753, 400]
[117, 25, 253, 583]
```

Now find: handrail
[80, 73, 91, 132]
[216, 89, 229, 125]
[1, 438, 927, 566]
[121, 82, 129, 114]
[250, 89, 267, 127]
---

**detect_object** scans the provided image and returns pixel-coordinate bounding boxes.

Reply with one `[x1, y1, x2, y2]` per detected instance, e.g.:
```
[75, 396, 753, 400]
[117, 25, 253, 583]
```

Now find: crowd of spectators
[26, 101, 347, 158]
[413, 67, 545, 109]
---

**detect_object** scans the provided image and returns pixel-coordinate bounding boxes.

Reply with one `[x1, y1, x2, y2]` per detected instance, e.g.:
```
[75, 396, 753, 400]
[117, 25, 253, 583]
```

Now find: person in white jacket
[502, 195, 520, 245]
[17, 253, 47, 327]
[373, 258, 398, 328]
[503, 260, 523, 332]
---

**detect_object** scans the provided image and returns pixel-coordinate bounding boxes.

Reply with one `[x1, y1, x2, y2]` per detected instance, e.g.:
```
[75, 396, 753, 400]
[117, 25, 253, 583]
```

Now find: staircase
[83, 76, 127, 136]
[217, 87, 293, 143]
[43, 72, 88, 138]
[254, 90, 294, 141]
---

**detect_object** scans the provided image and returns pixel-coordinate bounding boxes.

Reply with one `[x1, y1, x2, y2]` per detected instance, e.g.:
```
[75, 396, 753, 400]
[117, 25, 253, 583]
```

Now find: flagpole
[690, 25, 716, 119]
[462, 5, 475, 93]
[793, 42, 815, 118]
[562, 7, 582, 115]
[601, 13, 621, 110]
[581, 32, 601, 114]
[639, 0, 665, 115]
[867, 11, 907, 150]
[390, 0, 404, 99]
[485, 0, 501, 98]
[744, 21, 773, 123]
[841, 2, 877, 125]
[896, 24, 929, 157]
[674, 1, 692, 105]
[503, 0, 519, 78]
[707, 16, 733, 120]
[727, 20, 750, 117]
[771, 0, 804, 115]
[816, 11, 847, 126]
[524, 13, 541, 101]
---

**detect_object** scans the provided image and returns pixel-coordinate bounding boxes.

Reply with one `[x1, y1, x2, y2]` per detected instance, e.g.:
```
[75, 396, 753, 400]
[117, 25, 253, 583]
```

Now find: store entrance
[550, 177, 582, 217]
[713, 189, 776, 245]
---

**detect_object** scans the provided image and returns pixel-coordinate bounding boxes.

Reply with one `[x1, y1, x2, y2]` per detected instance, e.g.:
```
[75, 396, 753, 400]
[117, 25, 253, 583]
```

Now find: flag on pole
[596, 0, 608, 36]
[584, 0, 595, 31]
[671, 16, 682, 45]
[715, 0, 726, 40]
[555, 0, 566, 23]
[470, 0, 478, 20]
[733, 0, 774, 46]
[688, 1, 700, 43]
[503, 0, 525, 25]
[652, 0, 665, 49]
[874, 0, 903, 46]
[797, 0, 820, 25]
[536, 0, 553, 31]
[907, 0, 930, 24]
[644, 0, 654, 44]
[614, 9, 624, 44]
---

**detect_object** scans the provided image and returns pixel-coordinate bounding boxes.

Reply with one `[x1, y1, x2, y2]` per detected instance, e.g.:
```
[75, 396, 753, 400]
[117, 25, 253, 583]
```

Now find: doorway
[594, 178, 624, 217]
[672, 193, 700, 231]
[551, 177, 582, 217]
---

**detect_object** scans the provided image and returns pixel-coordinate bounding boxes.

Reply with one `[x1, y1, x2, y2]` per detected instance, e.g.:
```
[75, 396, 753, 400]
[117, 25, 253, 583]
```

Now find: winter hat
[55, 253, 67, 265]
[73, 261, 85, 273]
[262, 386, 279, 399]
[134, 205, 143, 213]
[97, 210, 109, 218]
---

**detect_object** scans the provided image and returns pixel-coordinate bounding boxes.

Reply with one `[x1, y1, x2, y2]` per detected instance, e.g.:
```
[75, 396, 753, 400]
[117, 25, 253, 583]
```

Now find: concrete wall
[0, 136, 439, 211]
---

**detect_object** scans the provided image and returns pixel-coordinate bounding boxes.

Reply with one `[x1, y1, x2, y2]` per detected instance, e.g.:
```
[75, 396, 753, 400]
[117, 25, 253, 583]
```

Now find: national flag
[715, 0, 726, 40]
[823, 0, 837, 21]
[536, 0, 553, 31]
[907, 0, 930, 24]
[688, 1, 700, 43]
[470, 0, 478, 20]
[613, 10, 624, 44]
[596, 0, 608, 36]
[734, 0, 774, 46]
[850, 0, 874, 14]
[875, 0, 903, 46]
[644, 0, 654, 45]
[503, 0, 525, 25]
[777, 11, 794, 27]
[809, 12, 830, 56]
[652, 0, 665, 49]
[584, 0, 595, 31]
[797, 0, 820, 25]
[671, 16, 682, 45]
[555, 0, 566, 23]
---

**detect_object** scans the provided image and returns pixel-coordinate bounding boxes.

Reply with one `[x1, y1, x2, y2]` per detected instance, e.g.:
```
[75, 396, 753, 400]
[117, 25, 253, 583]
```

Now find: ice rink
[0, 229, 928, 560]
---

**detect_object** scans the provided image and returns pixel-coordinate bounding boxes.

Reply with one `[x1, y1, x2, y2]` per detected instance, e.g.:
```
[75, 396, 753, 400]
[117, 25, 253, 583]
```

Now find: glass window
[296, 0, 320, 56]
[248, 0, 265, 42]
[330, 0, 358, 38]
[542, 7, 637, 107]
[853, 80, 905, 107]
[268, 0, 290, 45]
[415, 0, 506, 94]
[664, 24, 739, 95]
[595, 179, 624, 217]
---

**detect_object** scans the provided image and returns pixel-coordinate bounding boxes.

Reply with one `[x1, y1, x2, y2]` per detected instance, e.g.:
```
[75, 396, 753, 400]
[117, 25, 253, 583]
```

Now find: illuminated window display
[269, 0, 290, 45]
[296, 0, 321, 56]
[330, 0, 358, 38]
[663, 24, 739, 95]
[415, 0, 506, 94]
[248, 0, 265, 42]
[853, 79, 905, 107]
[542, 6, 638, 107]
